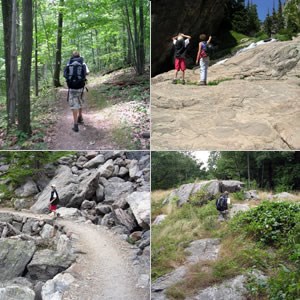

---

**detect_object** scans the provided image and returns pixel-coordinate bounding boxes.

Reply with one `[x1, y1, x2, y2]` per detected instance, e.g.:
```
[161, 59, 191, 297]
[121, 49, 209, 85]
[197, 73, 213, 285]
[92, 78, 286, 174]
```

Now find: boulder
[27, 249, 75, 281]
[112, 198, 128, 210]
[82, 154, 105, 169]
[186, 276, 245, 299]
[98, 159, 114, 178]
[85, 151, 98, 159]
[56, 235, 73, 255]
[229, 204, 250, 219]
[0, 284, 35, 300]
[68, 170, 100, 207]
[95, 184, 105, 202]
[152, 214, 167, 226]
[14, 179, 39, 197]
[151, 0, 227, 76]
[56, 208, 81, 218]
[103, 179, 133, 204]
[273, 192, 297, 199]
[95, 204, 112, 215]
[101, 212, 116, 228]
[126, 191, 150, 229]
[163, 183, 194, 206]
[220, 180, 244, 193]
[244, 190, 259, 200]
[41, 272, 75, 300]
[30, 166, 78, 213]
[14, 198, 30, 211]
[114, 157, 126, 167]
[0, 240, 36, 281]
[130, 231, 143, 242]
[40, 224, 54, 239]
[114, 208, 138, 232]
[185, 239, 221, 264]
[102, 151, 124, 161]
[80, 200, 96, 210]
[129, 160, 139, 178]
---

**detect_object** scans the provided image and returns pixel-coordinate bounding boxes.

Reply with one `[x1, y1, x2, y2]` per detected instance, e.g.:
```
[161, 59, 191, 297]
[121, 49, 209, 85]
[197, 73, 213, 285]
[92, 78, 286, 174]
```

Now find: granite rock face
[151, 0, 229, 76]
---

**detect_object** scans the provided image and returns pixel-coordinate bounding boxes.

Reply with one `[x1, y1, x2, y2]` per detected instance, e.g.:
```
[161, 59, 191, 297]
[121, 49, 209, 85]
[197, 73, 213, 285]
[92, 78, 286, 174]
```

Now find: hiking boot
[77, 115, 84, 124]
[182, 79, 185, 85]
[72, 123, 79, 132]
[172, 79, 177, 84]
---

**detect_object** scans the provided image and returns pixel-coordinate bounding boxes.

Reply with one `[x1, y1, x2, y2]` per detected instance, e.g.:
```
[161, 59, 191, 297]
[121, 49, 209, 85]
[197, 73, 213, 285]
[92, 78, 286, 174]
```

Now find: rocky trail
[58, 219, 149, 300]
[45, 70, 150, 150]
[0, 209, 149, 300]
[152, 36, 300, 150]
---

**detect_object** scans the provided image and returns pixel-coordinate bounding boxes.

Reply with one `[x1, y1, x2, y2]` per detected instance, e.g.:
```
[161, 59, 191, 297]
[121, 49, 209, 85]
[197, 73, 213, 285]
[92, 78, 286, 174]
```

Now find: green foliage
[268, 265, 300, 300]
[230, 201, 300, 246]
[151, 152, 207, 190]
[232, 191, 244, 201]
[0, 151, 74, 186]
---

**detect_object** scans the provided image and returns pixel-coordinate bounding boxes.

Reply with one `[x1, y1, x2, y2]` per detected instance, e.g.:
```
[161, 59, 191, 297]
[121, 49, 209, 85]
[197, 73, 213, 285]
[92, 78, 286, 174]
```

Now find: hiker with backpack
[196, 34, 212, 86]
[49, 184, 59, 218]
[64, 51, 89, 132]
[172, 33, 191, 85]
[216, 191, 231, 220]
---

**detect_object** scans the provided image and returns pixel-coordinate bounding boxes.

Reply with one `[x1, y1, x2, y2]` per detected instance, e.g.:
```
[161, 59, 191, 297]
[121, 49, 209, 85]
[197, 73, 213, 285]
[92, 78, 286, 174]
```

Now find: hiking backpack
[216, 195, 228, 211]
[64, 57, 86, 90]
[201, 41, 214, 58]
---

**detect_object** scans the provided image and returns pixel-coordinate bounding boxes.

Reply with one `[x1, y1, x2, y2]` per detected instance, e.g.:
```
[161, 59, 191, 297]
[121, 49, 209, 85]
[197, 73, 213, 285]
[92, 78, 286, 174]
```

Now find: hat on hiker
[224, 191, 229, 195]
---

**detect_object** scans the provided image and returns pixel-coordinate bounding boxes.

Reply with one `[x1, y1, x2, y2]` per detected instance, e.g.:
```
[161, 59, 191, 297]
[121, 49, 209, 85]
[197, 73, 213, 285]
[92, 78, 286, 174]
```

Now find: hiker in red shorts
[172, 33, 191, 85]
[49, 184, 59, 218]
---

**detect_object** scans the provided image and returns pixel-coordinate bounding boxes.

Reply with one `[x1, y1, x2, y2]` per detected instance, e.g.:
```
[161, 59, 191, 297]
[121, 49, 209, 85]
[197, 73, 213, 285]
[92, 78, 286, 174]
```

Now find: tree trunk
[1, 0, 12, 115]
[53, 0, 64, 87]
[247, 152, 251, 189]
[132, 0, 141, 74]
[18, 0, 33, 135]
[8, 0, 18, 126]
[138, 0, 145, 74]
[34, 0, 39, 96]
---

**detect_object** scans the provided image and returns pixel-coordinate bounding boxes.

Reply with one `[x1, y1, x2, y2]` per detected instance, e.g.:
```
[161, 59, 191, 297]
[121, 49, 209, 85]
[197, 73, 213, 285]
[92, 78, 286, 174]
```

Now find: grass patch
[112, 124, 140, 150]
[152, 200, 220, 280]
[207, 78, 234, 86]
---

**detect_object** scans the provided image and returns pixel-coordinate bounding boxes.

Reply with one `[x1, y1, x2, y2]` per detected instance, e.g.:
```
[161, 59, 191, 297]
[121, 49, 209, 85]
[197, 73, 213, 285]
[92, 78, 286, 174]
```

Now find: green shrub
[268, 265, 300, 300]
[232, 191, 244, 201]
[230, 201, 300, 246]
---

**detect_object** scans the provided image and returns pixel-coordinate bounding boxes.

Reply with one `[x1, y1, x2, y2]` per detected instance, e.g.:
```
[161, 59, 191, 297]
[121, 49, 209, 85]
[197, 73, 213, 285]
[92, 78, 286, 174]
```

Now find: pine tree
[277, 0, 285, 31]
[264, 10, 273, 36]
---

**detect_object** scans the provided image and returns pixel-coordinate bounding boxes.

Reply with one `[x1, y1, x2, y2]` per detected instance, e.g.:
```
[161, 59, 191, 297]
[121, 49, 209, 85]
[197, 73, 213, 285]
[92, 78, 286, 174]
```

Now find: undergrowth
[152, 192, 300, 300]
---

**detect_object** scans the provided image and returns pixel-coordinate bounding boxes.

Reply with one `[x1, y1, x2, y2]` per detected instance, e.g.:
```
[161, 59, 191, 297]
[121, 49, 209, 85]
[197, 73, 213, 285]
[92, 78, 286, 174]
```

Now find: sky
[251, 0, 285, 21]
[192, 151, 210, 168]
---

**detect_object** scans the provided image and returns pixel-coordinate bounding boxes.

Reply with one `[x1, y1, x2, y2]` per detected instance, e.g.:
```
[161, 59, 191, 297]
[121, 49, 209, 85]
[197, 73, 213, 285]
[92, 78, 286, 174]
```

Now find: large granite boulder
[0, 284, 35, 300]
[30, 165, 78, 213]
[151, 0, 229, 76]
[82, 154, 105, 169]
[41, 273, 75, 300]
[103, 178, 134, 204]
[126, 191, 150, 229]
[0, 240, 36, 281]
[14, 179, 39, 198]
[27, 249, 75, 281]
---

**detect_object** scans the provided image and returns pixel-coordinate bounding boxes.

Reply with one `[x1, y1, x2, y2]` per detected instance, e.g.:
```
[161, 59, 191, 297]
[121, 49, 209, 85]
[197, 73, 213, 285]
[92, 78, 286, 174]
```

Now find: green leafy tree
[151, 152, 207, 190]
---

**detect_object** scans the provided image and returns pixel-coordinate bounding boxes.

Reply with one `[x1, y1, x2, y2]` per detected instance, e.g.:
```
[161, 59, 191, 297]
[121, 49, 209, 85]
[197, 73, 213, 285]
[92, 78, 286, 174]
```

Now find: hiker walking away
[49, 184, 59, 218]
[172, 33, 191, 85]
[196, 34, 212, 86]
[216, 191, 230, 220]
[64, 51, 90, 132]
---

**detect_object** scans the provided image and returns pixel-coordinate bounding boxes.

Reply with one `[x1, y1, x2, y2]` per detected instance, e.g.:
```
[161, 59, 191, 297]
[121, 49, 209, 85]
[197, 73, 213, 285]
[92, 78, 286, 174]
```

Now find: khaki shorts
[68, 89, 84, 110]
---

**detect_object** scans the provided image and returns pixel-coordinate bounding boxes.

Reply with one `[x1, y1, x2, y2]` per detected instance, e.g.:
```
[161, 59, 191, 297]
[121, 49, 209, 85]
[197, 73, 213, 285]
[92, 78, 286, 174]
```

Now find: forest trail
[45, 69, 150, 150]
[46, 88, 117, 150]
[0, 208, 149, 300]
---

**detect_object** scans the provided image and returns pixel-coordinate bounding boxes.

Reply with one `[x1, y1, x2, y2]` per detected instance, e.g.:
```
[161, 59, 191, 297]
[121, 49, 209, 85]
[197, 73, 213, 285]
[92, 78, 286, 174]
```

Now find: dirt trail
[0, 209, 149, 300]
[46, 89, 118, 150]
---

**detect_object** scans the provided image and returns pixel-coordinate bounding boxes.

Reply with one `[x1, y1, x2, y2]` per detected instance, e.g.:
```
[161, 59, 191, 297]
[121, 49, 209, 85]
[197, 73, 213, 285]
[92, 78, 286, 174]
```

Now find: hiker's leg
[204, 57, 209, 84]
[72, 109, 78, 124]
[200, 58, 205, 83]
